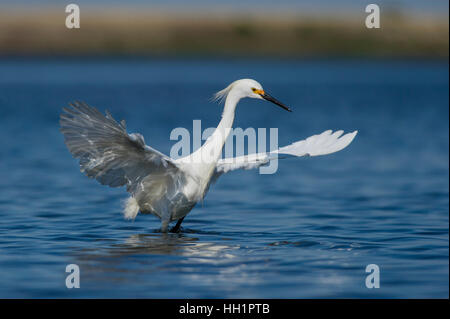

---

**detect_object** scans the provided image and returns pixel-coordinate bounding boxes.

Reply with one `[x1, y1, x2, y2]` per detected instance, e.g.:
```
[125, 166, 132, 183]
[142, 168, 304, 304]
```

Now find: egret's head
[214, 78, 292, 112]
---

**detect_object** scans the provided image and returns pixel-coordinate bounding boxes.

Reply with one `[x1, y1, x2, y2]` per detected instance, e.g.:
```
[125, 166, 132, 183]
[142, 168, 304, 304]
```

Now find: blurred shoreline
[0, 9, 448, 58]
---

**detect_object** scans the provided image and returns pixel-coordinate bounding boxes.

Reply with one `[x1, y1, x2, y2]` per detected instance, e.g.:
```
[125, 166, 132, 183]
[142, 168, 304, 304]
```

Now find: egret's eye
[252, 88, 264, 95]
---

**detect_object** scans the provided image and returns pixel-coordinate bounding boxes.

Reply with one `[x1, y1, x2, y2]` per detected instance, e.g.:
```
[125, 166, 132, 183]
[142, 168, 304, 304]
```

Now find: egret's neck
[218, 91, 240, 132]
[196, 91, 240, 164]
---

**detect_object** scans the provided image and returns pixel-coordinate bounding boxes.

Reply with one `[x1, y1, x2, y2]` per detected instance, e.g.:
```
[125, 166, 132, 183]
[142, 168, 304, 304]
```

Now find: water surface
[0, 58, 448, 298]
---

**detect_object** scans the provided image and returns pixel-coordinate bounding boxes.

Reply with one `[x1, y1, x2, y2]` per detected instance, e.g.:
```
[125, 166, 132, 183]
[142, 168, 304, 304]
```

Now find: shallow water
[0, 58, 448, 298]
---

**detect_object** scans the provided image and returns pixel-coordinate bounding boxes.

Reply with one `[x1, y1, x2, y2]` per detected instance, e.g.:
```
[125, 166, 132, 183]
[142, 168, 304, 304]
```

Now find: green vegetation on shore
[0, 10, 448, 57]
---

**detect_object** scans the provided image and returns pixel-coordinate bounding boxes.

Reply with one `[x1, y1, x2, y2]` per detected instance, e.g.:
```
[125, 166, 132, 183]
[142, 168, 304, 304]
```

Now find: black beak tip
[261, 93, 292, 112]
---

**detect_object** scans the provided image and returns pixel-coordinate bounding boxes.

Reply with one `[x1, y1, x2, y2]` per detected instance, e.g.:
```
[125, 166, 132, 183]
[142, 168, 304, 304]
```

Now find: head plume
[212, 82, 234, 104]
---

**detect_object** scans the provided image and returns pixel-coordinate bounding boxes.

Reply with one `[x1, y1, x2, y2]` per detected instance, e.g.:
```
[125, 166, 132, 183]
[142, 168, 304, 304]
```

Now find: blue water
[0, 58, 448, 298]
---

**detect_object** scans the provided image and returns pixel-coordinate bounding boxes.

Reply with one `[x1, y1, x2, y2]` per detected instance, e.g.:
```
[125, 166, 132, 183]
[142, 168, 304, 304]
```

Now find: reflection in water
[73, 231, 239, 272]
[69, 231, 247, 294]
[68, 231, 274, 297]
[119, 232, 238, 259]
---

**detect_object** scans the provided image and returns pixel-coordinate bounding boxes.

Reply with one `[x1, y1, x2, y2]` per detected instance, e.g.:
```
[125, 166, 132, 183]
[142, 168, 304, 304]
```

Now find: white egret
[60, 79, 357, 232]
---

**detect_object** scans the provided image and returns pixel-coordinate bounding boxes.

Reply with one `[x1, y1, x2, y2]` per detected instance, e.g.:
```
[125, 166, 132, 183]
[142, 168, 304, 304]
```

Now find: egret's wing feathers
[215, 130, 357, 174]
[59, 101, 180, 195]
[274, 129, 358, 157]
[215, 153, 270, 174]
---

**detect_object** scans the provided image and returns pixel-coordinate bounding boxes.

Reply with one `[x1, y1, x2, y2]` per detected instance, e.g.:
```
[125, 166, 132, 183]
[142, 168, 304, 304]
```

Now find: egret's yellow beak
[252, 88, 292, 112]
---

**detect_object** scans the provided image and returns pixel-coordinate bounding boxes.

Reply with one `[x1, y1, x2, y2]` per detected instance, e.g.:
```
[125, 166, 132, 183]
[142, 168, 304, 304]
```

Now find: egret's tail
[123, 197, 140, 220]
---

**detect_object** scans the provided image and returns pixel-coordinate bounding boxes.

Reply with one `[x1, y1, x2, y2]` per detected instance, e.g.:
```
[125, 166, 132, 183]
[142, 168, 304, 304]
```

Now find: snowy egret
[60, 79, 357, 232]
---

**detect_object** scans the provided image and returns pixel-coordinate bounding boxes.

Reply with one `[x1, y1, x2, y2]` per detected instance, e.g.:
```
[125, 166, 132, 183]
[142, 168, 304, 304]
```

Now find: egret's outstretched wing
[215, 130, 357, 174]
[59, 101, 183, 196]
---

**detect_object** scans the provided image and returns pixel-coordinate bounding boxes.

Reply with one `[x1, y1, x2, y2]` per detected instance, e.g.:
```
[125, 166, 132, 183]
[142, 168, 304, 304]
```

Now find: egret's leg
[170, 217, 185, 233]
[160, 219, 170, 233]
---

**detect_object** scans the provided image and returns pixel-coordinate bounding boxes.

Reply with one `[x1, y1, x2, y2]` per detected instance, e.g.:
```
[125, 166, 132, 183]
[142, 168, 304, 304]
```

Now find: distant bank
[0, 10, 448, 58]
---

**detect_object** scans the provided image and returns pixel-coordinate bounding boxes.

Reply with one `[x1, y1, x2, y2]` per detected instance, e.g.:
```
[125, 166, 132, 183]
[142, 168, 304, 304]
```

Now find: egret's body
[60, 79, 357, 232]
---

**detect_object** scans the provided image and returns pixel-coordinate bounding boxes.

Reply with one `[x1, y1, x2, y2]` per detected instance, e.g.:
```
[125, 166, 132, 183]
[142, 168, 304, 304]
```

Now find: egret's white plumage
[60, 79, 357, 232]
